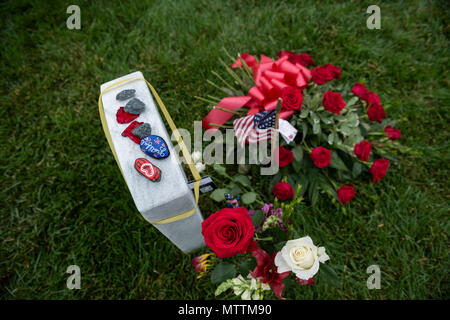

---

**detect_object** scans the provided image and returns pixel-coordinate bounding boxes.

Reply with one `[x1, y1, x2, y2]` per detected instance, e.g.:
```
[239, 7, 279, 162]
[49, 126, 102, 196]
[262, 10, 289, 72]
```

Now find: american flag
[233, 110, 276, 146]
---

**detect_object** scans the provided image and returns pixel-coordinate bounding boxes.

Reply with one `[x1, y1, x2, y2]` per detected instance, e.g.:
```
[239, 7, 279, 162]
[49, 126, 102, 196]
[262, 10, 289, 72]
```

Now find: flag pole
[271, 98, 282, 163]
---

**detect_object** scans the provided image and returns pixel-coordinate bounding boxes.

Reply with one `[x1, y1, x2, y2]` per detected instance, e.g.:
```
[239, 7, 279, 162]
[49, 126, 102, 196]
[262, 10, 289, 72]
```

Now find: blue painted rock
[140, 135, 170, 159]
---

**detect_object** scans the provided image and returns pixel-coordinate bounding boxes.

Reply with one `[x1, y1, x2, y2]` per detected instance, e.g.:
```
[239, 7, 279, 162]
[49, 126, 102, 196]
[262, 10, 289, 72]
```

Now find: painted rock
[135, 158, 161, 182]
[124, 98, 146, 114]
[140, 135, 170, 159]
[116, 89, 136, 101]
[132, 123, 152, 139]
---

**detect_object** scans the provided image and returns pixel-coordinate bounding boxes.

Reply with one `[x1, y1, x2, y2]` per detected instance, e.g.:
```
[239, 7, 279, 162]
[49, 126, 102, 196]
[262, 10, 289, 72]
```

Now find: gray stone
[132, 123, 152, 138]
[124, 98, 146, 114]
[116, 89, 136, 101]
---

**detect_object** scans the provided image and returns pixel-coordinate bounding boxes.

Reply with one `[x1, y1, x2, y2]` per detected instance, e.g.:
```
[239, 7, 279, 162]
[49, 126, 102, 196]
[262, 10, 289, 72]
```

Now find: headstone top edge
[100, 71, 144, 92]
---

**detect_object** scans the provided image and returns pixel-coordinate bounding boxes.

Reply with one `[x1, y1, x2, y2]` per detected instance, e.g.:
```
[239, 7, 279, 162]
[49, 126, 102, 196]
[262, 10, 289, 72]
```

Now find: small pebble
[124, 98, 146, 114]
[116, 89, 136, 101]
[132, 123, 152, 139]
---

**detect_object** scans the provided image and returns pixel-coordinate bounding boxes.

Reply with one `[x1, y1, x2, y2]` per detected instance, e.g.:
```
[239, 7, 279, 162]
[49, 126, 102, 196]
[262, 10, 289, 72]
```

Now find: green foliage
[242, 192, 257, 204]
[251, 210, 264, 226]
[211, 262, 236, 284]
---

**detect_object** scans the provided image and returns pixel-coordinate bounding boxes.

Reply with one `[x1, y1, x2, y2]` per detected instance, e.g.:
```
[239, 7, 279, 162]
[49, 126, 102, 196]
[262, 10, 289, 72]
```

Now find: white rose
[191, 151, 202, 164]
[274, 236, 329, 280]
[195, 162, 206, 173]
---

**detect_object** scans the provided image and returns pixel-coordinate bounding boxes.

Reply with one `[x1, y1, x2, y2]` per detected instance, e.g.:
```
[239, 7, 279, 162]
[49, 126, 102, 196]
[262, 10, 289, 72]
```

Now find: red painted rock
[134, 158, 161, 182]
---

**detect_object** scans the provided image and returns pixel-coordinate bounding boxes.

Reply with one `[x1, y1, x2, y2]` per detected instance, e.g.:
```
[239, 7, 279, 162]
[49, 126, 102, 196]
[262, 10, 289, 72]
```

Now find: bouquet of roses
[199, 49, 409, 205]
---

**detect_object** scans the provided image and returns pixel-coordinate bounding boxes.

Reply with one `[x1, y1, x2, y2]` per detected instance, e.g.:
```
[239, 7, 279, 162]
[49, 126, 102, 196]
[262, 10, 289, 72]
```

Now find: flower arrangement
[191, 49, 410, 299]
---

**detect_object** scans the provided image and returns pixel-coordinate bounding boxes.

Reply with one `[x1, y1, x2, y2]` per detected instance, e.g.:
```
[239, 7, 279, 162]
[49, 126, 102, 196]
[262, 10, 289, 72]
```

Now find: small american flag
[233, 110, 276, 146]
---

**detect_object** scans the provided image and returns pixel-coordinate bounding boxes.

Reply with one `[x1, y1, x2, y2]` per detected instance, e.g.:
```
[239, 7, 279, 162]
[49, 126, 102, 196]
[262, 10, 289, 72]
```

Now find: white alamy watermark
[366, 265, 381, 289]
[366, 5, 381, 29]
[66, 265, 81, 289]
[66, 5, 81, 30]
[171, 121, 280, 175]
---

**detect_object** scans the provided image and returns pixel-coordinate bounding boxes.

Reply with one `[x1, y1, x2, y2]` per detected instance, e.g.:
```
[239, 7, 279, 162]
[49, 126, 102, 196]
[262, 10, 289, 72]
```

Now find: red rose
[311, 66, 334, 85]
[273, 182, 294, 201]
[276, 51, 314, 66]
[291, 53, 314, 66]
[324, 64, 341, 79]
[354, 140, 372, 162]
[281, 86, 303, 111]
[370, 158, 389, 183]
[323, 91, 346, 114]
[277, 50, 294, 59]
[276, 146, 294, 167]
[351, 83, 369, 97]
[365, 92, 381, 105]
[201, 207, 257, 258]
[384, 125, 402, 140]
[337, 186, 356, 204]
[310, 147, 332, 168]
[367, 103, 386, 122]
[251, 248, 290, 299]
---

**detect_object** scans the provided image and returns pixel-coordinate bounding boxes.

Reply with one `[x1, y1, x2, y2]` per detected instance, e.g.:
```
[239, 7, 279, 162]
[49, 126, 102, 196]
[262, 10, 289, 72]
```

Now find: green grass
[0, 0, 448, 299]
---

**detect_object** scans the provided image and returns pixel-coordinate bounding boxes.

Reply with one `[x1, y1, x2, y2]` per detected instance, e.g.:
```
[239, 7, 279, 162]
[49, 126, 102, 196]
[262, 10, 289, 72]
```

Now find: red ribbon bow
[202, 53, 311, 131]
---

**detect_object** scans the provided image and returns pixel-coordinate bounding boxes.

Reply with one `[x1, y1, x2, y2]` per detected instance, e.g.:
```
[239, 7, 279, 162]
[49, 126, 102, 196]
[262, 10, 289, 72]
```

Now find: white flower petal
[191, 151, 202, 163]
[274, 252, 291, 273]
[318, 247, 330, 263]
[241, 290, 251, 300]
[293, 260, 320, 280]
[195, 162, 206, 173]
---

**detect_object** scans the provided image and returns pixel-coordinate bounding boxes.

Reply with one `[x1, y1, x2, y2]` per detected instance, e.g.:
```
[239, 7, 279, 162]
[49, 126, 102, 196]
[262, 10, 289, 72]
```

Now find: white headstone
[100, 71, 205, 253]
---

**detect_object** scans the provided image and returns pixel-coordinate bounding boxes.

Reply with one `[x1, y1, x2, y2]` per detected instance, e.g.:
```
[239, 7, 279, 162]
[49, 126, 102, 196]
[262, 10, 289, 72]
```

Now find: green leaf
[300, 109, 309, 118]
[238, 259, 256, 275]
[242, 192, 257, 204]
[339, 124, 353, 136]
[213, 164, 227, 176]
[352, 162, 362, 178]
[215, 280, 233, 296]
[308, 178, 319, 206]
[228, 183, 242, 196]
[346, 96, 359, 107]
[311, 112, 320, 124]
[211, 262, 236, 284]
[251, 210, 264, 226]
[311, 93, 322, 108]
[320, 264, 340, 287]
[292, 145, 304, 162]
[292, 159, 302, 173]
[233, 175, 251, 187]
[302, 123, 308, 141]
[313, 122, 321, 135]
[274, 241, 287, 251]
[330, 151, 349, 171]
[210, 188, 229, 202]
[327, 132, 335, 145]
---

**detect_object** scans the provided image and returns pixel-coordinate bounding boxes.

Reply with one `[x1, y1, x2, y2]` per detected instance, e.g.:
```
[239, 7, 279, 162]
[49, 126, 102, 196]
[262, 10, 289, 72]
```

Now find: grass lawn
[1, 0, 448, 299]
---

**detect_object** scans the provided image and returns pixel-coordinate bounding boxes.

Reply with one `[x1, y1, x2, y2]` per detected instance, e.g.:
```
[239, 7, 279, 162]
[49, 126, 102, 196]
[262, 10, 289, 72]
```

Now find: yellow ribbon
[98, 77, 201, 225]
